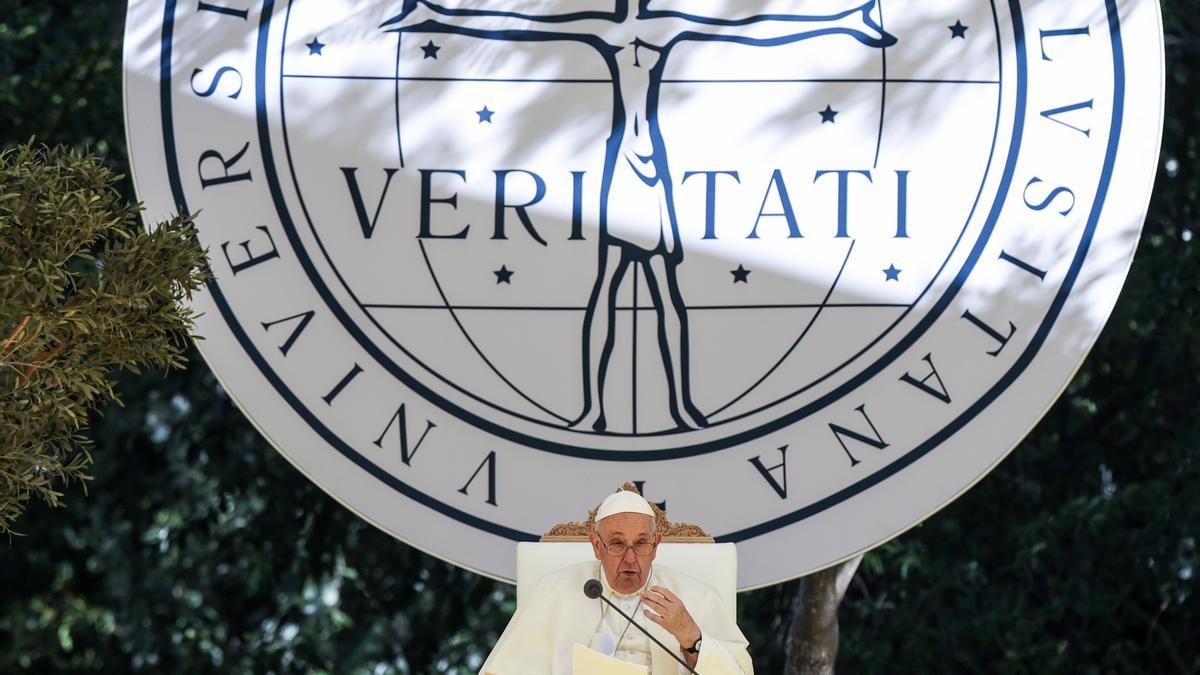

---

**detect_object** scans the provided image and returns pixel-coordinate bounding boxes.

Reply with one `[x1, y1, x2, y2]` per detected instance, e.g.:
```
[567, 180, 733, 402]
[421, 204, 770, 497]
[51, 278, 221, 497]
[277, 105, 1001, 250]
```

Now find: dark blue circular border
[153, 0, 1129, 542]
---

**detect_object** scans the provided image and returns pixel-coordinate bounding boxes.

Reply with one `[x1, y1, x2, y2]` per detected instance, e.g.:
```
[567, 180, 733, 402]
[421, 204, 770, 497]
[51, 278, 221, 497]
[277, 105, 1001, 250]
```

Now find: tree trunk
[783, 556, 862, 675]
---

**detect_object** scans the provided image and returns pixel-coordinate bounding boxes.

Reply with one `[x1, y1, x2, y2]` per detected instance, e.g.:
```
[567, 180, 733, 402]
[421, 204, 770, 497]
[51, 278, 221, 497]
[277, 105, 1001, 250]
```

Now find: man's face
[589, 513, 661, 595]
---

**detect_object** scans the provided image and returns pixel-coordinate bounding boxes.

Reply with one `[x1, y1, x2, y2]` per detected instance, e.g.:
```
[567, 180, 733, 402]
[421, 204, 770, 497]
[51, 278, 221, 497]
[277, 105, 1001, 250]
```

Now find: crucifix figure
[384, 0, 896, 433]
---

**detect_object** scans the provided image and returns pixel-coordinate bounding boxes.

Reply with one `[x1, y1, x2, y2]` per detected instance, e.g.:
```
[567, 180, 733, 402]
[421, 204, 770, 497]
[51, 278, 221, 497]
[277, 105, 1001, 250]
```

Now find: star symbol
[819, 105, 838, 124]
[883, 264, 902, 282]
[476, 106, 495, 123]
[949, 20, 969, 39]
[494, 265, 514, 284]
[306, 37, 325, 55]
[731, 264, 751, 284]
[420, 40, 441, 59]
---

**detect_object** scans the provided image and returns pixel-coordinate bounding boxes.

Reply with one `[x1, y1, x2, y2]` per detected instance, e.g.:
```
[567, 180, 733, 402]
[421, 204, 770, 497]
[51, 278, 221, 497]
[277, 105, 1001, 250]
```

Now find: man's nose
[622, 547, 639, 562]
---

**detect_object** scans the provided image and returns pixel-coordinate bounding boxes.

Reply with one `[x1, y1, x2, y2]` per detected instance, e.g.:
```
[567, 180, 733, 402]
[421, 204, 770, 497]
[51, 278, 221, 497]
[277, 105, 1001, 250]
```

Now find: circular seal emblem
[124, 0, 1164, 588]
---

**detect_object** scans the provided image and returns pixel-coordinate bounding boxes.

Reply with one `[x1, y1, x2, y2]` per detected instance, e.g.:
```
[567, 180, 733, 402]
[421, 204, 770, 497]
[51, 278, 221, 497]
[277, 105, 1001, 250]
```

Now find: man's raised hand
[641, 585, 702, 649]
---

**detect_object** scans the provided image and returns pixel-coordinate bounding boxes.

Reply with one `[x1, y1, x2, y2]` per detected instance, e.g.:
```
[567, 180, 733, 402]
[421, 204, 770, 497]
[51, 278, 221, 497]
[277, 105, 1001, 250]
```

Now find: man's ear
[589, 531, 603, 560]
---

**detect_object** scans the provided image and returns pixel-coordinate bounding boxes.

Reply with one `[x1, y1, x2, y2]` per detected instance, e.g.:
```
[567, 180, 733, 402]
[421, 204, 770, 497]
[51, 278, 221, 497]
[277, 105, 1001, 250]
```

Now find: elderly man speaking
[480, 489, 753, 674]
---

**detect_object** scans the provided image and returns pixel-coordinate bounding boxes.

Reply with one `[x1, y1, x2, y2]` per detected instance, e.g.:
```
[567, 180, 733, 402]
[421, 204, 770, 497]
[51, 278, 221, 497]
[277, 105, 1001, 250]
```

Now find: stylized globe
[276, 0, 1009, 449]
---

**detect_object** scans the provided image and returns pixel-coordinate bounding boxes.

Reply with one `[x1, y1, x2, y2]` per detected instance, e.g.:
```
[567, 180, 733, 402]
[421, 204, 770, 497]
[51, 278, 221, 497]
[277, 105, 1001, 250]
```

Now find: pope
[480, 489, 753, 674]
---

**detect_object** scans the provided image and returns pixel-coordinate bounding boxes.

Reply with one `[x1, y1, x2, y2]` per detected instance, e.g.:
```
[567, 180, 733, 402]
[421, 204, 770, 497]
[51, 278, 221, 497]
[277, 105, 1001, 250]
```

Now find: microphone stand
[585, 580, 701, 675]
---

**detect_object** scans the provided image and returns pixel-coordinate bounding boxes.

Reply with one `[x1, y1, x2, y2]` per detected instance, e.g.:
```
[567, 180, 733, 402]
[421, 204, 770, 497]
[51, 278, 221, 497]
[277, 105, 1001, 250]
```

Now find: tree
[784, 557, 862, 675]
[0, 142, 208, 534]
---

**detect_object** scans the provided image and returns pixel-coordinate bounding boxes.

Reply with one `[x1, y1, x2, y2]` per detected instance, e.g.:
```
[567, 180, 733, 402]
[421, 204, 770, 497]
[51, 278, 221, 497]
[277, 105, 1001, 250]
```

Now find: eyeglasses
[598, 540, 657, 557]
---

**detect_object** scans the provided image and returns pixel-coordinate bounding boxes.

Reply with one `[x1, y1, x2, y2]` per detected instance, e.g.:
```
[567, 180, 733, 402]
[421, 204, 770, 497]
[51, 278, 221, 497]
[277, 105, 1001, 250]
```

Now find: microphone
[582, 579, 700, 675]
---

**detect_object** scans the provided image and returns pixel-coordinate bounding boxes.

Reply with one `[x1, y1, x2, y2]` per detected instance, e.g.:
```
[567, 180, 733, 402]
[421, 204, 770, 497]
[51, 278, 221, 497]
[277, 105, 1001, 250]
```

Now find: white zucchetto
[595, 490, 655, 521]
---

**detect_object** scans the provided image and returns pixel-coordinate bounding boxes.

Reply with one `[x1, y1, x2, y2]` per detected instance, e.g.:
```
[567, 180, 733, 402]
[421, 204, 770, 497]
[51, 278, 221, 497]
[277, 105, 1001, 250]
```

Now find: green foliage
[0, 2, 128, 173]
[0, 365, 514, 673]
[0, 142, 208, 535]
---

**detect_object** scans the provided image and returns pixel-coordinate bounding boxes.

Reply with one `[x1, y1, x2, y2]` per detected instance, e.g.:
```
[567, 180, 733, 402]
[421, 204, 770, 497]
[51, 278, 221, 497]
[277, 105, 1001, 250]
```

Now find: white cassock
[479, 561, 753, 675]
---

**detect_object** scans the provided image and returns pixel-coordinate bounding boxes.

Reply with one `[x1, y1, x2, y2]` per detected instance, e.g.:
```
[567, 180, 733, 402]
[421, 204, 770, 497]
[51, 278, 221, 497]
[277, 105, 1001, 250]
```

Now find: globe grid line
[416, 237, 574, 424]
[359, 302, 914, 311]
[280, 73, 1001, 86]
[708, 240, 855, 419]
[873, 0, 888, 169]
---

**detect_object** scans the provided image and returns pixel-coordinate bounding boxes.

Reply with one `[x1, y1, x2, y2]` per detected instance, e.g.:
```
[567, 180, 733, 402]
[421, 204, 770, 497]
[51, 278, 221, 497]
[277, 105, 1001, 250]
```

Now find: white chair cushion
[516, 542, 738, 614]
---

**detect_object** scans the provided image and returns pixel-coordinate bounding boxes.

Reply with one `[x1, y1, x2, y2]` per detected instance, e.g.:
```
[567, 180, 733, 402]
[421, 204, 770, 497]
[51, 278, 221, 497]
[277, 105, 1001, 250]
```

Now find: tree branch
[1, 316, 31, 358]
[20, 337, 71, 384]
[1127, 600, 1191, 675]
[785, 555, 863, 675]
